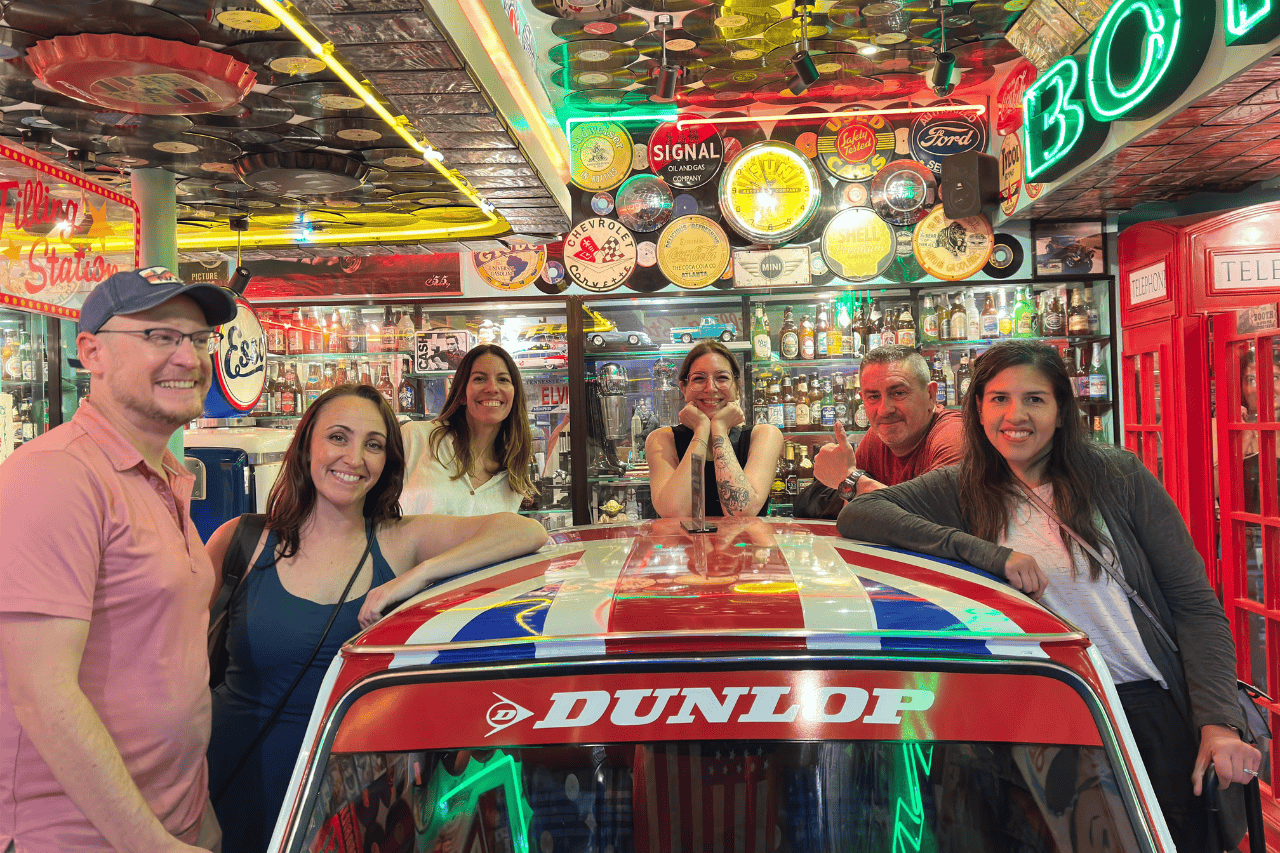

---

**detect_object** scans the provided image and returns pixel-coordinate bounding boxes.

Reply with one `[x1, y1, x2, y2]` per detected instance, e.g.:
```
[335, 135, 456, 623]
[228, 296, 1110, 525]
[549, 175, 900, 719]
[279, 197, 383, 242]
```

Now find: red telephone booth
[1119, 201, 1280, 819]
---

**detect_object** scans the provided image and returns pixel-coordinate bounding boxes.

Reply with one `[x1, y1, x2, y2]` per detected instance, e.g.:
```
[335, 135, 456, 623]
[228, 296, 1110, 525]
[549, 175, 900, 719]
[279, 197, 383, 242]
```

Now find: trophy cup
[652, 357, 682, 426]
[586, 364, 628, 475]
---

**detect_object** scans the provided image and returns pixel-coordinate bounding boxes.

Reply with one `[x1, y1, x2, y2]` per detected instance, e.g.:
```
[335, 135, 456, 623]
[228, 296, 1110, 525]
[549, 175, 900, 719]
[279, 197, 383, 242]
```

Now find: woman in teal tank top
[203, 384, 548, 853]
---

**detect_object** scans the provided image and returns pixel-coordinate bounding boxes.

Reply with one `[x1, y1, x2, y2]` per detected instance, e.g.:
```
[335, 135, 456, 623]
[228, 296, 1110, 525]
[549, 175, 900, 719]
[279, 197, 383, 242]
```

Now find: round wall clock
[716, 140, 822, 245]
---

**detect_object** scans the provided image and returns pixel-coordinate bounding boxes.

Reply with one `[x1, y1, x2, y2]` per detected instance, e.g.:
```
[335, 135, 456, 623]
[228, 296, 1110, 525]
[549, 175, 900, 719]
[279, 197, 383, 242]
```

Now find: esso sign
[205, 297, 265, 417]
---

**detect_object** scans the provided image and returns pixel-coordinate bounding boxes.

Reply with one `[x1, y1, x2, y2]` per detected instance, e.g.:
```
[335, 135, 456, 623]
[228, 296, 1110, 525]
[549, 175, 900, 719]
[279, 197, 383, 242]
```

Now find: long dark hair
[428, 344, 536, 498]
[266, 383, 405, 558]
[957, 340, 1110, 579]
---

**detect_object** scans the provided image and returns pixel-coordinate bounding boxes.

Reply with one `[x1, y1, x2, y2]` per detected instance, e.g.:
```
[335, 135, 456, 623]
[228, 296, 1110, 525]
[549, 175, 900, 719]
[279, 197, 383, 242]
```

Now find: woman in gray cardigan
[838, 340, 1257, 853]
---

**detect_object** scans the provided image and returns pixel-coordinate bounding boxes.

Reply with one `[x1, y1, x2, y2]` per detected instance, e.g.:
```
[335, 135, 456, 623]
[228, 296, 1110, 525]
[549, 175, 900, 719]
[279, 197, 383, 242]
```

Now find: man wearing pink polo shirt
[0, 267, 236, 853]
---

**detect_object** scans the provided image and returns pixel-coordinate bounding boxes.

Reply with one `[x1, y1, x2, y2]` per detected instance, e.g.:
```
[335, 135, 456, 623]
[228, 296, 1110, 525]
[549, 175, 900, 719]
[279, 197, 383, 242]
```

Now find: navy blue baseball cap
[77, 266, 238, 336]
[69, 266, 238, 369]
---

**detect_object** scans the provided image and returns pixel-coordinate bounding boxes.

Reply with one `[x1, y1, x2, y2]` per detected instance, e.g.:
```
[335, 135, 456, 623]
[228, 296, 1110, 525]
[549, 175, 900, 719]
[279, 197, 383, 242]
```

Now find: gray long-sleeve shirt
[837, 446, 1245, 735]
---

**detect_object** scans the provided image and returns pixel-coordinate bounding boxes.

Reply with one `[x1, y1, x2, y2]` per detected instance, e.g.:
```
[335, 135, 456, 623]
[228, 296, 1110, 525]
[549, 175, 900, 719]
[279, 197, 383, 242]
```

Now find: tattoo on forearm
[711, 435, 754, 514]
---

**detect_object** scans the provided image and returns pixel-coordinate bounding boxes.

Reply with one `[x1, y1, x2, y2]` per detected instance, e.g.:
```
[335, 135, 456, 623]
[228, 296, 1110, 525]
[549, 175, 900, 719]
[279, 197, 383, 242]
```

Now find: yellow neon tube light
[251, 0, 499, 227]
[455, 0, 569, 183]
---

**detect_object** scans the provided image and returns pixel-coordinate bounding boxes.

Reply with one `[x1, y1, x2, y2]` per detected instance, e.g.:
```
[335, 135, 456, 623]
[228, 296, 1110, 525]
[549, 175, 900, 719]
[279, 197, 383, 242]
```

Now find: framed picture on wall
[1031, 219, 1107, 278]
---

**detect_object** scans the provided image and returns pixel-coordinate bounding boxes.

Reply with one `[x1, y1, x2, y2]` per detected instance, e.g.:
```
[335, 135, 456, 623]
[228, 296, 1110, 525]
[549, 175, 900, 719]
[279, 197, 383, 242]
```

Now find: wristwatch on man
[837, 469, 865, 501]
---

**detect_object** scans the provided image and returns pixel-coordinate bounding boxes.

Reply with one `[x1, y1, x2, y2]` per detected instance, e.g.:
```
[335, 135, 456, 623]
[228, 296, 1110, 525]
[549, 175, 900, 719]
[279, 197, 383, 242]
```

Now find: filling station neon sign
[1022, 0, 1280, 183]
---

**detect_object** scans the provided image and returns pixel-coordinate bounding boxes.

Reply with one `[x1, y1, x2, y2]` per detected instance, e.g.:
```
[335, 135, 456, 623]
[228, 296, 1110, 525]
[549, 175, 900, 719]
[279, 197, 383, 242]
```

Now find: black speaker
[940, 151, 1000, 218]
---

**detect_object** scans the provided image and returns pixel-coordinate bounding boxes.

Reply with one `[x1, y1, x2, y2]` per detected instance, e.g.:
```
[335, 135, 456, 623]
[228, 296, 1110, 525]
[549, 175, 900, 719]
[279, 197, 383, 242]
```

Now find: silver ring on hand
[1245, 768, 1259, 776]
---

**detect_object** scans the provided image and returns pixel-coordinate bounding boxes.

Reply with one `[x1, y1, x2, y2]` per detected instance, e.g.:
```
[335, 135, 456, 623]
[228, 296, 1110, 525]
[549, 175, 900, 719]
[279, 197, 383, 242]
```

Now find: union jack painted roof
[354, 518, 1082, 665]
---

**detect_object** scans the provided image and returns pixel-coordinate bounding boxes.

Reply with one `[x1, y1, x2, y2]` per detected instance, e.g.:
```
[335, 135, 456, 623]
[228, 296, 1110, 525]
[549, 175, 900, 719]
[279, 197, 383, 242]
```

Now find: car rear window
[296, 666, 1146, 853]
[302, 741, 1140, 853]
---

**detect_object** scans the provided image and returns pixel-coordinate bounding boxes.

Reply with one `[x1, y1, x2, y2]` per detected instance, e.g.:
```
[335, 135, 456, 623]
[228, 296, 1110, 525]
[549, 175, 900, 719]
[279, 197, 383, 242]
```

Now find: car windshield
[292, 665, 1147, 853]
[301, 740, 1140, 853]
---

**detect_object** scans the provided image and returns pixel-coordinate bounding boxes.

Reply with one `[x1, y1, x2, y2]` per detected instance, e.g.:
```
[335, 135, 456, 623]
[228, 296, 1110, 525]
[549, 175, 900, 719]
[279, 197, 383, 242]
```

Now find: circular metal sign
[647, 122, 725, 190]
[815, 112, 895, 182]
[821, 207, 897, 282]
[912, 205, 994, 281]
[614, 174, 673, 232]
[569, 121, 633, 191]
[207, 298, 265, 417]
[908, 100, 989, 178]
[657, 215, 731, 289]
[564, 217, 636, 292]
[474, 244, 546, 291]
[869, 159, 936, 226]
[717, 140, 822, 245]
[995, 60, 1037, 136]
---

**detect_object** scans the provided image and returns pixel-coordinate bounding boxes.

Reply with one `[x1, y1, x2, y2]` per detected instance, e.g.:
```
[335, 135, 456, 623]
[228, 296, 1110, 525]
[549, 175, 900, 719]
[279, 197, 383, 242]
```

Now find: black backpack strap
[213, 513, 268, 614]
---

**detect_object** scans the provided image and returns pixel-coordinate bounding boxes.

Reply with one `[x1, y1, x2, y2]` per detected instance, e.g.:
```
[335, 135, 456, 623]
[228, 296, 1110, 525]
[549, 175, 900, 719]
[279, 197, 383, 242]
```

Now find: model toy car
[586, 328, 654, 348]
[268, 518, 1180, 853]
[671, 316, 738, 343]
[521, 307, 616, 340]
[510, 341, 568, 370]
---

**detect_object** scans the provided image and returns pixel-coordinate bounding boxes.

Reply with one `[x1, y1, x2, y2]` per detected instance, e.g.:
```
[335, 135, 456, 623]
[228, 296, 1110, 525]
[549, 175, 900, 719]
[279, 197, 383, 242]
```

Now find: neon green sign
[1225, 0, 1280, 44]
[1021, 0, 1275, 188]
[1022, 58, 1110, 183]
[892, 743, 934, 853]
[418, 752, 533, 853]
[1086, 0, 1214, 121]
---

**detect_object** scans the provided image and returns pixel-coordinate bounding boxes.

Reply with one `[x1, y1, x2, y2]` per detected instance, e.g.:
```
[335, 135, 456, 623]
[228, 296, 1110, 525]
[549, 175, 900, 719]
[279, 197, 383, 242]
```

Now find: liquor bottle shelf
[583, 341, 750, 360]
[919, 334, 1111, 348]
[266, 350, 416, 360]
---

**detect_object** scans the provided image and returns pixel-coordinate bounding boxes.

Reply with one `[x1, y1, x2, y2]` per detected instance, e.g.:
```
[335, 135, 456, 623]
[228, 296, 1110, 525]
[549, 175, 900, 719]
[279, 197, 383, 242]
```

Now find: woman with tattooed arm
[646, 340, 783, 518]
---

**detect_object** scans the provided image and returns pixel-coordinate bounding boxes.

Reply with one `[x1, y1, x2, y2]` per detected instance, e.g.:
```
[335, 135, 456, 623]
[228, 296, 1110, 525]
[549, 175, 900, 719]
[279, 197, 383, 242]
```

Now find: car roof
[353, 519, 1083, 666]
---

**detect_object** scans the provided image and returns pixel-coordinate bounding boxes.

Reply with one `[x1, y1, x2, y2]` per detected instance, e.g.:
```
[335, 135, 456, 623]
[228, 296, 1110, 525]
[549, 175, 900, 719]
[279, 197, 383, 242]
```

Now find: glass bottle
[305, 309, 324, 354]
[797, 445, 814, 493]
[799, 313, 815, 360]
[265, 311, 285, 355]
[920, 295, 938, 343]
[304, 362, 323, 408]
[856, 300, 874, 356]
[782, 374, 798, 429]
[345, 311, 365, 353]
[321, 361, 336, 390]
[771, 455, 788, 511]
[752, 304, 771, 361]
[1068, 288, 1089, 335]
[821, 377, 836, 427]
[844, 375, 859, 428]
[829, 303, 845, 357]
[1013, 287, 1036, 338]
[1090, 343, 1109, 400]
[833, 373, 849, 424]
[780, 306, 799, 360]
[268, 361, 283, 414]
[897, 304, 916, 348]
[286, 309, 305, 356]
[980, 291, 998, 339]
[878, 301, 897, 347]
[1092, 415, 1105, 441]
[809, 372, 824, 426]
[753, 376, 770, 425]
[376, 362, 395, 406]
[380, 309, 397, 352]
[966, 289, 981, 342]
[767, 377, 785, 427]
[365, 313, 383, 354]
[795, 374, 811, 428]
[955, 354, 973, 402]
[1085, 288, 1101, 334]
[997, 290, 1013, 338]
[783, 443, 798, 504]
[949, 292, 967, 341]
[327, 309, 346, 354]
[932, 355, 948, 407]
[398, 310, 417, 352]
[853, 380, 869, 429]
[815, 305, 829, 359]
[397, 358, 419, 414]
[1042, 288, 1066, 336]
[1073, 348, 1090, 398]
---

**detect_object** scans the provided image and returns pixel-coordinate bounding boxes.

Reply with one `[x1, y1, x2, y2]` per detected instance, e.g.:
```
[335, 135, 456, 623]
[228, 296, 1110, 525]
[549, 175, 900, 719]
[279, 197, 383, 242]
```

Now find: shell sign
[0, 140, 137, 318]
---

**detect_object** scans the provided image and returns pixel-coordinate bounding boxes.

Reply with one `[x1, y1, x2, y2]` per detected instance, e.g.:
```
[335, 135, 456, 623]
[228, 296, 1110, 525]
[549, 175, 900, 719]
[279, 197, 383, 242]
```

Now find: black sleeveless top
[671, 424, 770, 517]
